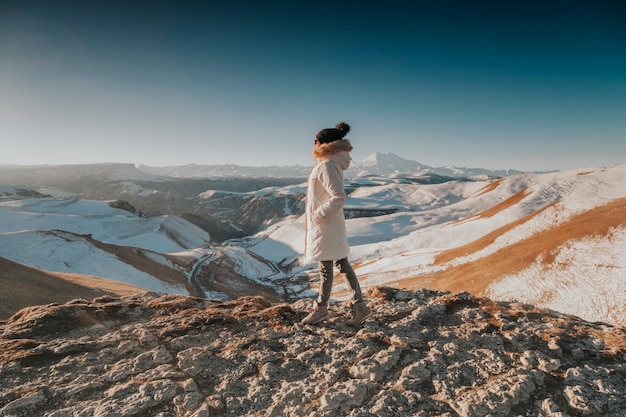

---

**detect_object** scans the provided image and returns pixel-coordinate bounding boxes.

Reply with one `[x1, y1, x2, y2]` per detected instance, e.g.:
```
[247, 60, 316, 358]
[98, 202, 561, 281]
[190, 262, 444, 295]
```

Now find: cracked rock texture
[1, 287, 624, 417]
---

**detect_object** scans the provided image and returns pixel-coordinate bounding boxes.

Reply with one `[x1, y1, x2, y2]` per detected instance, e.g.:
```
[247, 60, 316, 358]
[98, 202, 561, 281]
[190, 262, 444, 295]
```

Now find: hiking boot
[301, 304, 329, 325]
[346, 301, 372, 326]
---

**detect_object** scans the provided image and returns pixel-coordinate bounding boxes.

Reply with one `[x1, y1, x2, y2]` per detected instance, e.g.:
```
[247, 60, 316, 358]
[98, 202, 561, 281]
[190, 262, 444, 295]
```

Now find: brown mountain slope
[394, 197, 626, 296]
[0, 257, 144, 320]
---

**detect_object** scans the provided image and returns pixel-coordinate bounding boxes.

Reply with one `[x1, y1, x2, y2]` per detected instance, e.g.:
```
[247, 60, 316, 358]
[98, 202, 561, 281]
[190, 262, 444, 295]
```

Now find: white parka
[304, 139, 353, 261]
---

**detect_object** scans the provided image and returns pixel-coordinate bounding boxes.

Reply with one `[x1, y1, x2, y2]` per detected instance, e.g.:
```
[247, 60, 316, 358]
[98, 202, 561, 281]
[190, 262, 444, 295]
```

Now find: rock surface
[0, 287, 624, 417]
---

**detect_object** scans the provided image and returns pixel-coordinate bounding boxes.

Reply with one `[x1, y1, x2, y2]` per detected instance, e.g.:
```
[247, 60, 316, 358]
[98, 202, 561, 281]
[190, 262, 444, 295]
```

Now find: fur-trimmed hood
[312, 139, 353, 169]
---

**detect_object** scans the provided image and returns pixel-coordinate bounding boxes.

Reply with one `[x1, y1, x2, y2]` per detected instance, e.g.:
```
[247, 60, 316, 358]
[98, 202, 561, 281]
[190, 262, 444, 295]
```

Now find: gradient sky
[1, 0, 625, 171]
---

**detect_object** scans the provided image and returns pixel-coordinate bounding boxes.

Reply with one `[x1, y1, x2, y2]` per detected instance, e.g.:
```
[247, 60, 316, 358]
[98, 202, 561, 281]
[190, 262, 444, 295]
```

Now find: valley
[1, 156, 624, 327]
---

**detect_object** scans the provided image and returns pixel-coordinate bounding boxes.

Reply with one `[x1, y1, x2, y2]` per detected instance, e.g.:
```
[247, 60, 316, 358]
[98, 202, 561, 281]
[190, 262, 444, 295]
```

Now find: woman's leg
[315, 260, 335, 306]
[336, 258, 371, 325]
[335, 258, 363, 304]
[302, 260, 334, 324]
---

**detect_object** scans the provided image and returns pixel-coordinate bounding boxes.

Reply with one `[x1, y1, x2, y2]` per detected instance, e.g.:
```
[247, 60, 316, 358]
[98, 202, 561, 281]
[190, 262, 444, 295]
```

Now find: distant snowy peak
[351, 152, 430, 176]
[348, 152, 522, 179]
[359, 152, 427, 167]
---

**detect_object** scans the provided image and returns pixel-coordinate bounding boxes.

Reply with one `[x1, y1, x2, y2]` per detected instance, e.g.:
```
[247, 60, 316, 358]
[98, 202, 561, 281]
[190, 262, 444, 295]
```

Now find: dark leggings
[315, 258, 364, 306]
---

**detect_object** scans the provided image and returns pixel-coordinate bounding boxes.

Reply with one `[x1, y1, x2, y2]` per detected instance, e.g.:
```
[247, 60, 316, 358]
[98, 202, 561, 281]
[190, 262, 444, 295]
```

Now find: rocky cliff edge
[1, 288, 624, 417]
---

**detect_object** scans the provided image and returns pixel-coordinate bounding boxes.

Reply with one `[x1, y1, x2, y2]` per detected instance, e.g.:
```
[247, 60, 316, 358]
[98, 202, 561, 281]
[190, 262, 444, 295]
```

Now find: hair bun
[336, 122, 350, 136]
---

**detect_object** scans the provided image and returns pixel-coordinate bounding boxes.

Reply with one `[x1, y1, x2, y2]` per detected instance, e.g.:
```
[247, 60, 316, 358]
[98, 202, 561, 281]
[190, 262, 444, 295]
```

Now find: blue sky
[1, 0, 625, 171]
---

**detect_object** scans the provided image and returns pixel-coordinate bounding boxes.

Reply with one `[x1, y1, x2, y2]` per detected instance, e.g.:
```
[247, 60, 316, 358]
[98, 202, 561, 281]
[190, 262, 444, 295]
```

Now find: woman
[302, 122, 371, 326]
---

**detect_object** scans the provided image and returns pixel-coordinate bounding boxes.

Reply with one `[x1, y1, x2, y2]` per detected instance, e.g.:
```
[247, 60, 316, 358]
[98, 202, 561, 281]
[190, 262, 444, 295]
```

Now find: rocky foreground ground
[0, 287, 624, 417]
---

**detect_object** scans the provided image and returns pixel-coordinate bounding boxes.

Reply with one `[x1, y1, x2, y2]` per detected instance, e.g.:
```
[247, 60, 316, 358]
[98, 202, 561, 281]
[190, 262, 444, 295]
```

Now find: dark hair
[316, 122, 351, 144]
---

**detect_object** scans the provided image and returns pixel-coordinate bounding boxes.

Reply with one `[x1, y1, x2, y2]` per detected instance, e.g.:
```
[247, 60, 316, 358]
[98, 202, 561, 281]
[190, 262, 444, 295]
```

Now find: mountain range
[1, 154, 624, 327]
[1, 154, 625, 416]
[137, 152, 523, 179]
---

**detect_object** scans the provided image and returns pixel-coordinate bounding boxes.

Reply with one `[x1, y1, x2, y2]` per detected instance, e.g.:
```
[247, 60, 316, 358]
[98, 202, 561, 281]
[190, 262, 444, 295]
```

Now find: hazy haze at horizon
[1, 0, 625, 172]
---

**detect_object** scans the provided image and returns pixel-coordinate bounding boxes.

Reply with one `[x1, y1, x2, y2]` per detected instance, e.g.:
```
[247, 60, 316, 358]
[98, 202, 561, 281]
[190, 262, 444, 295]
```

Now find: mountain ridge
[136, 152, 525, 179]
[1, 161, 625, 327]
[0, 257, 146, 320]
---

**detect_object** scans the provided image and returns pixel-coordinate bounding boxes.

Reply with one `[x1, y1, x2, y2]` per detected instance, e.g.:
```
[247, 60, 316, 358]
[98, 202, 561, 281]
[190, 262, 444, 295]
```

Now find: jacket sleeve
[313, 161, 346, 223]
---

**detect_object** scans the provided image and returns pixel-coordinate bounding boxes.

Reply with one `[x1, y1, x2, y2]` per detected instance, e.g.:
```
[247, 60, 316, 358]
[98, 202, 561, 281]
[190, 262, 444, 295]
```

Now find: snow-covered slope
[0, 193, 214, 295]
[243, 163, 626, 326]
[1, 162, 624, 326]
[0, 230, 188, 294]
[0, 197, 210, 253]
